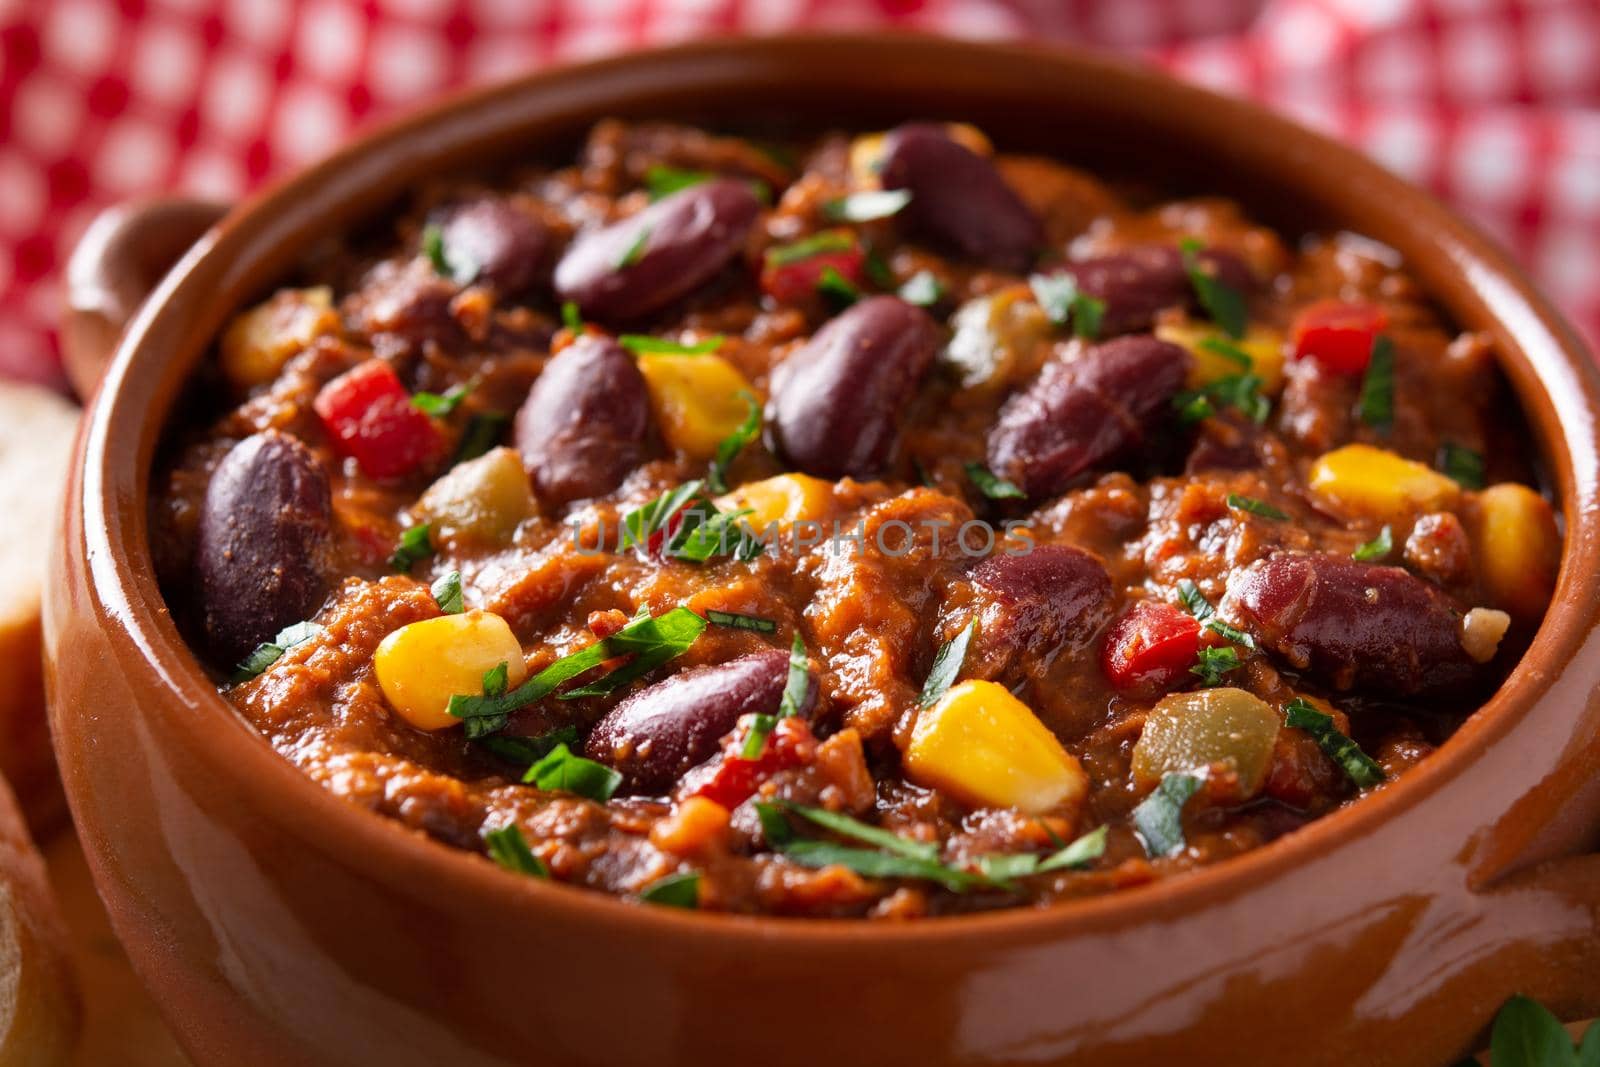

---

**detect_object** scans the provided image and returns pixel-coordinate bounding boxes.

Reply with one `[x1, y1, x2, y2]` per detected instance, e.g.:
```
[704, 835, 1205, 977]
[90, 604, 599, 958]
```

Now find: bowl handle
[61, 197, 229, 401]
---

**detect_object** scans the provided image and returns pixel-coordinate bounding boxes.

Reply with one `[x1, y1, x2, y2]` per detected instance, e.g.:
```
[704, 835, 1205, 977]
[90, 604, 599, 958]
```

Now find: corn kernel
[715, 473, 832, 533]
[905, 680, 1087, 814]
[374, 611, 527, 731]
[1131, 688, 1280, 800]
[220, 286, 338, 389]
[415, 447, 534, 545]
[848, 123, 993, 185]
[1156, 320, 1286, 393]
[1308, 444, 1460, 521]
[636, 354, 757, 460]
[1473, 482, 1560, 621]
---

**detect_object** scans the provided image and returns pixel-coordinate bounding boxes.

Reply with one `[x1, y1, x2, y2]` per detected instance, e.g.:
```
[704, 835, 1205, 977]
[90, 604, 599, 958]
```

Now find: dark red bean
[514, 335, 653, 506]
[987, 335, 1191, 499]
[1057, 244, 1256, 337]
[585, 648, 816, 795]
[1221, 553, 1482, 697]
[553, 178, 760, 322]
[878, 123, 1043, 272]
[354, 259, 463, 351]
[438, 197, 548, 296]
[196, 431, 332, 663]
[766, 296, 940, 479]
[969, 544, 1114, 658]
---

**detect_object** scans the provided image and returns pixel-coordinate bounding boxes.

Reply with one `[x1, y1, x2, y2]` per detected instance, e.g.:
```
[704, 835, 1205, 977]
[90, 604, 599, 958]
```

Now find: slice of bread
[0, 774, 77, 1065]
[0, 383, 81, 833]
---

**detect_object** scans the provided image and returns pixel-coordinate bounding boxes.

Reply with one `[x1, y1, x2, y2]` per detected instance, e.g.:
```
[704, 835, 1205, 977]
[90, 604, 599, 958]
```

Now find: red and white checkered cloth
[2, 0, 1598, 391]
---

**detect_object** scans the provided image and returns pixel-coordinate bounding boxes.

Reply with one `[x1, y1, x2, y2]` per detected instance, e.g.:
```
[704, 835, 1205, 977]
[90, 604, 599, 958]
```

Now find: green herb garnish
[1028, 273, 1105, 340]
[777, 632, 811, 718]
[430, 571, 464, 614]
[639, 871, 700, 908]
[453, 411, 510, 464]
[616, 225, 652, 269]
[232, 620, 322, 683]
[483, 824, 548, 878]
[757, 802, 981, 892]
[765, 231, 854, 267]
[421, 224, 449, 275]
[978, 825, 1109, 884]
[1131, 772, 1203, 858]
[522, 742, 623, 801]
[411, 381, 473, 418]
[1190, 645, 1241, 686]
[1176, 579, 1215, 622]
[477, 725, 580, 768]
[740, 713, 778, 760]
[1225, 493, 1288, 520]
[1179, 238, 1247, 338]
[617, 334, 724, 355]
[1352, 525, 1394, 561]
[1204, 619, 1255, 649]
[864, 250, 896, 289]
[816, 265, 859, 305]
[1358, 334, 1396, 432]
[619, 481, 765, 564]
[560, 300, 584, 335]
[1439, 442, 1486, 489]
[821, 188, 912, 222]
[964, 461, 1026, 500]
[920, 620, 977, 708]
[897, 270, 945, 307]
[704, 609, 777, 633]
[1284, 698, 1385, 788]
[644, 165, 711, 199]
[1174, 372, 1270, 425]
[388, 523, 434, 573]
[706, 394, 760, 494]
[1196, 335, 1254, 369]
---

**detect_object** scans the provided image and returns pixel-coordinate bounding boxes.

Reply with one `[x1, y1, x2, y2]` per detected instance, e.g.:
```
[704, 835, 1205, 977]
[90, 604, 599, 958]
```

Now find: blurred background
[1, 0, 1598, 393]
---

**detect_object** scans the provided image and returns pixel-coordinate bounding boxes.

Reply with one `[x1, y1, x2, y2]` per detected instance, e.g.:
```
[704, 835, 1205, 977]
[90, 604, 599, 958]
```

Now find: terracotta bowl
[43, 34, 1600, 1067]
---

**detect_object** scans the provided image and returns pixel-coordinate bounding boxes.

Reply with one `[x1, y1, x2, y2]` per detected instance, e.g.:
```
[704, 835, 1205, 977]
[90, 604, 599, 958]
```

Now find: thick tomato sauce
[151, 119, 1559, 918]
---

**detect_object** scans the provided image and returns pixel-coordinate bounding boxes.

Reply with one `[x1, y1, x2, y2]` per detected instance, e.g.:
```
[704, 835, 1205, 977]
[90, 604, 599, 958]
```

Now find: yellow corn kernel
[636, 353, 757, 461]
[1156, 321, 1286, 394]
[219, 286, 338, 388]
[1308, 444, 1460, 521]
[1474, 482, 1560, 621]
[415, 447, 534, 545]
[714, 473, 832, 532]
[374, 611, 527, 732]
[905, 680, 1087, 815]
[1131, 688, 1281, 800]
[848, 122, 993, 185]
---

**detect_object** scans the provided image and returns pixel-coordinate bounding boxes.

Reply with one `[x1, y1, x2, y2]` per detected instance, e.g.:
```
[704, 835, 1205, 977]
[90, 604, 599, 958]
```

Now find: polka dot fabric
[2, 0, 1597, 390]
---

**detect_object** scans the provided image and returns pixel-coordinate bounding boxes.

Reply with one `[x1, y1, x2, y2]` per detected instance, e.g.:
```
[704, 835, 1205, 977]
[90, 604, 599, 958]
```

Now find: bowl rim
[77, 31, 1600, 946]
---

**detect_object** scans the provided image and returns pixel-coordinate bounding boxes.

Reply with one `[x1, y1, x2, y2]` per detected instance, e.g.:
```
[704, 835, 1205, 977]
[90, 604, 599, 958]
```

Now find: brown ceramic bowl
[43, 34, 1600, 1067]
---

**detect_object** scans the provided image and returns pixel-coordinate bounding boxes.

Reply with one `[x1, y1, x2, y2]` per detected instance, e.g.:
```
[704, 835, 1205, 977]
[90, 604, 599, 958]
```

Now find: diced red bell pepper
[313, 359, 442, 479]
[1101, 600, 1202, 693]
[1289, 300, 1389, 375]
[760, 240, 867, 305]
[688, 716, 816, 809]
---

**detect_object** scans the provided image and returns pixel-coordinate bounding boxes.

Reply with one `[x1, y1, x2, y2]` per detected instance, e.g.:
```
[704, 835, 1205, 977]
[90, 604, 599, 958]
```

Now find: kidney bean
[1221, 552, 1482, 697]
[878, 123, 1043, 272]
[969, 544, 1113, 658]
[196, 431, 332, 663]
[585, 648, 816, 795]
[355, 260, 463, 351]
[553, 178, 761, 321]
[986, 335, 1190, 499]
[766, 296, 939, 479]
[438, 197, 548, 296]
[1059, 244, 1256, 337]
[514, 335, 653, 506]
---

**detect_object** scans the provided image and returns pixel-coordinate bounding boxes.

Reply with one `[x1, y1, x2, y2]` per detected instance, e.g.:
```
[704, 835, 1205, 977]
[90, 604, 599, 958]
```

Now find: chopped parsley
[1284, 698, 1385, 788]
[522, 742, 623, 801]
[430, 571, 464, 614]
[411, 381, 473, 418]
[920, 619, 977, 708]
[560, 300, 584, 335]
[765, 231, 854, 267]
[1176, 578, 1215, 622]
[388, 523, 434, 573]
[1190, 645, 1241, 686]
[821, 188, 912, 222]
[1174, 371, 1270, 426]
[704, 609, 777, 633]
[1204, 619, 1255, 649]
[482, 824, 548, 878]
[1352, 525, 1394, 562]
[638, 871, 700, 908]
[1358, 334, 1396, 432]
[1225, 493, 1288, 520]
[897, 270, 945, 307]
[741, 713, 778, 760]
[617, 334, 724, 356]
[453, 411, 510, 464]
[644, 164, 711, 199]
[1028, 273, 1105, 340]
[477, 725, 580, 768]
[619, 481, 765, 564]
[816, 265, 859, 305]
[232, 620, 322, 683]
[1179, 238, 1247, 338]
[964, 461, 1026, 500]
[743, 632, 809, 759]
[863, 250, 896, 289]
[706, 394, 760, 494]
[1131, 771, 1203, 858]
[421, 222, 478, 285]
[616, 225, 652, 269]
[1197, 335, 1254, 369]
[446, 607, 708, 734]
[1439, 442, 1486, 489]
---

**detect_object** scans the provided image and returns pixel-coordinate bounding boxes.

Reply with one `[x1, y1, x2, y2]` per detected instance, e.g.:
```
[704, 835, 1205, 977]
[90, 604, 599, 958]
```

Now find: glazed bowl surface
[43, 33, 1600, 1067]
